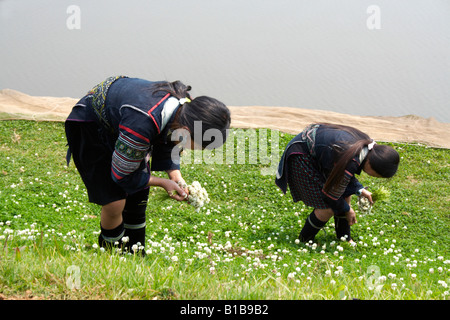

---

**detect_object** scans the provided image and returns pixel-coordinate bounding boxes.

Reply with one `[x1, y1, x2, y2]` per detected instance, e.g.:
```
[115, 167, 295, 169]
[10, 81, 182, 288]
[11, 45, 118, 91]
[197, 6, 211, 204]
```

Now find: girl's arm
[166, 169, 189, 195]
[322, 157, 361, 214]
[166, 169, 183, 182]
[148, 175, 187, 201]
[360, 188, 373, 204]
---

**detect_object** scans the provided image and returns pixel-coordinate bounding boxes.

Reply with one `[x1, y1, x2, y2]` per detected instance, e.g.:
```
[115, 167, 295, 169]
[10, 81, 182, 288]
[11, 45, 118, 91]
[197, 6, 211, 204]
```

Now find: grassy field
[0, 120, 448, 300]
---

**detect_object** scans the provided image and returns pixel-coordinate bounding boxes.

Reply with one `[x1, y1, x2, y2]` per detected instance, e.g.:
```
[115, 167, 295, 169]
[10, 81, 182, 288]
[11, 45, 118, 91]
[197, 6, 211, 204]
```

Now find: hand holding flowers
[358, 188, 373, 214]
[358, 196, 372, 214]
[163, 179, 188, 201]
[357, 186, 390, 214]
[178, 180, 210, 211]
[148, 173, 188, 202]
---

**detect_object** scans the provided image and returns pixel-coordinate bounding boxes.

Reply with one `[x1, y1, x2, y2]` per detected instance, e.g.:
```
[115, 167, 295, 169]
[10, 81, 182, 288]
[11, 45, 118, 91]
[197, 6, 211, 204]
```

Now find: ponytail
[153, 80, 192, 100]
[321, 124, 399, 193]
[151, 79, 230, 149]
[323, 138, 372, 193]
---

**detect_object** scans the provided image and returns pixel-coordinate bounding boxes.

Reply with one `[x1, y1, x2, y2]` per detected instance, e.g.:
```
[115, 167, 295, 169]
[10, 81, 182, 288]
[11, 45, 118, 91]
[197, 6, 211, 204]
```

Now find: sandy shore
[1, 88, 449, 149]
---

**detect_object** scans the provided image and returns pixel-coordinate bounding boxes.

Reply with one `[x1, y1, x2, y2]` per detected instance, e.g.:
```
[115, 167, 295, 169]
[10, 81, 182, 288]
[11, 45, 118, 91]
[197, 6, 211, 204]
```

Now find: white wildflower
[357, 197, 372, 214]
[180, 181, 210, 211]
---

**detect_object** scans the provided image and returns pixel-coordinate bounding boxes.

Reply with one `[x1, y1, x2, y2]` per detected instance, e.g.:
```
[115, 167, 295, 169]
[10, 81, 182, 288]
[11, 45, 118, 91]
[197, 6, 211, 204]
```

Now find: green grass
[0, 120, 449, 300]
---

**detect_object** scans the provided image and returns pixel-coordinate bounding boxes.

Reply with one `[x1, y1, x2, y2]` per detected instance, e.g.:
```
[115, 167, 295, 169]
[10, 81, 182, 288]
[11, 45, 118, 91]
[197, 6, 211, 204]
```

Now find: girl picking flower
[276, 123, 399, 242]
[65, 76, 230, 252]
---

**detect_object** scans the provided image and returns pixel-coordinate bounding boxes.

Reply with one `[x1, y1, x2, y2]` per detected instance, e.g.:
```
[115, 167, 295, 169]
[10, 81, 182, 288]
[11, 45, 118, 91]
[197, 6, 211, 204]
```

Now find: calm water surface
[1, 0, 449, 122]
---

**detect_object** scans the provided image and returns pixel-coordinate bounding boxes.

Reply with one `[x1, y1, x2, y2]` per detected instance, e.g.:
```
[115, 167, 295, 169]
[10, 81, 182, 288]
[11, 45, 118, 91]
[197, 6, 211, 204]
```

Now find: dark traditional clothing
[65, 76, 182, 204]
[65, 76, 185, 251]
[286, 152, 329, 209]
[276, 124, 368, 215]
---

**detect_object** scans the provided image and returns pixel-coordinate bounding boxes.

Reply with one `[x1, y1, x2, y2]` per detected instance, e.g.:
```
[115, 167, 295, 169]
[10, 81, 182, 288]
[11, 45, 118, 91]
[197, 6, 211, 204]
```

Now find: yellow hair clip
[179, 97, 191, 105]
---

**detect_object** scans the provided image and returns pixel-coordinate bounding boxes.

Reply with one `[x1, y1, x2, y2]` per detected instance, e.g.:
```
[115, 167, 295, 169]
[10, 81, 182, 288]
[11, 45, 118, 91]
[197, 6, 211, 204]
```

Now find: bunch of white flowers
[357, 196, 372, 214]
[357, 187, 390, 214]
[178, 181, 210, 211]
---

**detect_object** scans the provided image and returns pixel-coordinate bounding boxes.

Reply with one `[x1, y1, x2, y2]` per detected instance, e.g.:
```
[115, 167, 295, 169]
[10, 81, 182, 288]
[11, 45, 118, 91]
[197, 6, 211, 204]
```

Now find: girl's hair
[153, 80, 231, 149]
[153, 80, 193, 100]
[321, 123, 400, 193]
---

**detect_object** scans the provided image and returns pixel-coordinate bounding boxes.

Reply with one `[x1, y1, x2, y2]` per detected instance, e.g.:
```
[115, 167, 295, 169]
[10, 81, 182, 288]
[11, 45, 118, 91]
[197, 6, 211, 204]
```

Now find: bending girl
[276, 123, 399, 242]
[65, 76, 230, 252]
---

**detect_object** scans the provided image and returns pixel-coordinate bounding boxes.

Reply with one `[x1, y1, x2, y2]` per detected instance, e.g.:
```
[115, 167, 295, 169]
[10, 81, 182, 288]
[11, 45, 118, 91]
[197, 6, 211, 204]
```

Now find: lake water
[1, 0, 449, 122]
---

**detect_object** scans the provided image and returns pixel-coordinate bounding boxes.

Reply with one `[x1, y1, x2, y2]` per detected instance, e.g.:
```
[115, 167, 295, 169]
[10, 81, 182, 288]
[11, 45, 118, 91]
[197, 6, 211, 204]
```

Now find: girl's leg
[101, 199, 126, 229]
[122, 188, 149, 253]
[334, 215, 351, 241]
[98, 199, 126, 248]
[299, 208, 333, 242]
[66, 121, 128, 248]
[314, 208, 335, 222]
[334, 196, 352, 241]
